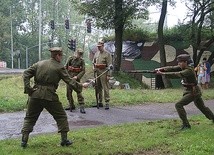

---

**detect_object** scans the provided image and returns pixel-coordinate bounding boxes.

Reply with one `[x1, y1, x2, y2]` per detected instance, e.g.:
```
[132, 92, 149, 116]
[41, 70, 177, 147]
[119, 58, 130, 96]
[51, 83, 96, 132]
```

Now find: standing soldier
[93, 41, 113, 110]
[156, 54, 214, 130]
[21, 47, 88, 148]
[65, 48, 86, 114]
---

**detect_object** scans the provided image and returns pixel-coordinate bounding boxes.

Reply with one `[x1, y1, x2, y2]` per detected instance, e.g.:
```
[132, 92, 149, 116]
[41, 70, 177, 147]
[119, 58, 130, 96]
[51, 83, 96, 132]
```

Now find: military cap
[76, 48, 84, 53]
[177, 54, 191, 62]
[97, 41, 104, 47]
[49, 47, 62, 52]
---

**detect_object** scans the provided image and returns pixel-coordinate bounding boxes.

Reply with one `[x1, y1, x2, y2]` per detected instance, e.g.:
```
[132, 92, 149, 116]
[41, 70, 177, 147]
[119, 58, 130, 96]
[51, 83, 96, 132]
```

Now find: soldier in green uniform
[155, 54, 214, 130]
[21, 47, 89, 148]
[93, 41, 113, 110]
[65, 48, 86, 114]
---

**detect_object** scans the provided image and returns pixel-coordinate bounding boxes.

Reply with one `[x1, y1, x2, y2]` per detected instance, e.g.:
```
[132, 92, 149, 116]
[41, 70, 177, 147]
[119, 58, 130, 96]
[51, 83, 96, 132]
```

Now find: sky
[148, 0, 188, 27]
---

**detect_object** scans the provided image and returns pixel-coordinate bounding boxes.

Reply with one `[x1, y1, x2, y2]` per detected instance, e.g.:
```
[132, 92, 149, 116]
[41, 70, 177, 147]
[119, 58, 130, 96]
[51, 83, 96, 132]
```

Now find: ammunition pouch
[68, 66, 82, 73]
[95, 64, 106, 69]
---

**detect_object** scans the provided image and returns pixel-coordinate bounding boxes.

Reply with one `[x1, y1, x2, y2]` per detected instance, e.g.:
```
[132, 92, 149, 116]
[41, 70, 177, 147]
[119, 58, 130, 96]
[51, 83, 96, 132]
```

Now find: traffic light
[68, 39, 73, 50]
[68, 39, 76, 51]
[65, 19, 70, 29]
[86, 21, 91, 33]
[50, 20, 55, 29]
[73, 39, 76, 51]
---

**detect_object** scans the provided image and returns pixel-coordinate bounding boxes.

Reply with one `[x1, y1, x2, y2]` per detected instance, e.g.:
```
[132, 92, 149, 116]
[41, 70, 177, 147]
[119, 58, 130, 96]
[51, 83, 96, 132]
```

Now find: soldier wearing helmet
[155, 54, 214, 130]
[65, 48, 86, 114]
[21, 47, 89, 148]
[93, 40, 113, 110]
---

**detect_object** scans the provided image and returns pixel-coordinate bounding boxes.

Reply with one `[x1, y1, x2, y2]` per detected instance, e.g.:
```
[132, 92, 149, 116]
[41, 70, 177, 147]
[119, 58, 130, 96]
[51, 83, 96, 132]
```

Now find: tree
[70, 0, 156, 71]
[0, 0, 88, 68]
[185, 0, 214, 66]
[0, 0, 25, 67]
[157, 0, 172, 88]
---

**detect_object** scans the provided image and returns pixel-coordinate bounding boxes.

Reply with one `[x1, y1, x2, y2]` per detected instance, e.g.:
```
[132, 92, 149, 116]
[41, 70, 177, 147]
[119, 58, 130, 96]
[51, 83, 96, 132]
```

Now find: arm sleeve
[163, 66, 182, 72]
[77, 59, 85, 79]
[60, 66, 82, 93]
[65, 57, 71, 69]
[179, 68, 192, 77]
[23, 63, 37, 94]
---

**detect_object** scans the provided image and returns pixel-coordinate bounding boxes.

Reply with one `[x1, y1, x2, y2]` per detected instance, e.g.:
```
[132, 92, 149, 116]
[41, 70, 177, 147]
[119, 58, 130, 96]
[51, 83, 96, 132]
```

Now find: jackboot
[105, 103, 109, 110]
[80, 105, 86, 114]
[65, 101, 76, 112]
[60, 132, 72, 146]
[21, 132, 29, 148]
[98, 103, 103, 107]
[71, 104, 76, 110]
[92, 103, 103, 108]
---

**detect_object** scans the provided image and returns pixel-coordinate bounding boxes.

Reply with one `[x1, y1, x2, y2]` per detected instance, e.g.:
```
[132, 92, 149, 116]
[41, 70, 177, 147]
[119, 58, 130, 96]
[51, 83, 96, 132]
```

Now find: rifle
[93, 68, 110, 109]
[124, 70, 157, 74]
[93, 68, 99, 109]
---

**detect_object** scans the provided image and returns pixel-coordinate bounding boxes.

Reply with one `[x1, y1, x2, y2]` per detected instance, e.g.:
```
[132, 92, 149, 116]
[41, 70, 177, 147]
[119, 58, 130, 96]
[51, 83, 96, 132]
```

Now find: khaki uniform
[65, 56, 85, 107]
[93, 49, 112, 103]
[22, 58, 81, 134]
[163, 65, 214, 127]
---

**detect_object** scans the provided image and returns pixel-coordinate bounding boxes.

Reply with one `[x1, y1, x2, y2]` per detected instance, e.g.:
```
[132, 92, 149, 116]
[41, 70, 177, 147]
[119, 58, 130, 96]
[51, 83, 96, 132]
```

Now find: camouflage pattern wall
[89, 41, 213, 88]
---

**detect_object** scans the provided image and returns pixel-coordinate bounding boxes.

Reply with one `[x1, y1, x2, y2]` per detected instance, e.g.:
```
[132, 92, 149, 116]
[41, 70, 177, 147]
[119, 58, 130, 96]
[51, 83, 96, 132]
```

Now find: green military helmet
[97, 40, 104, 47]
[177, 54, 191, 62]
[76, 48, 84, 56]
[49, 47, 62, 52]
[76, 48, 84, 54]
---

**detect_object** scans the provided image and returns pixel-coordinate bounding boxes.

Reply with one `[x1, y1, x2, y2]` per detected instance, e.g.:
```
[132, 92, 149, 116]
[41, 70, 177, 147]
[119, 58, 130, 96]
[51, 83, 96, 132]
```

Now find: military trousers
[175, 92, 214, 125]
[96, 71, 110, 103]
[21, 98, 69, 134]
[66, 84, 84, 106]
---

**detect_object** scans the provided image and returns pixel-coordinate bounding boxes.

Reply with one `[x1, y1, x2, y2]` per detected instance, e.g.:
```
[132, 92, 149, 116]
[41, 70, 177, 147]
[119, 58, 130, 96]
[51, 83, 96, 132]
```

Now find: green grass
[0, 75, 214, 112]
[0, 75, 214, 154]
[0, 116, 213, 155]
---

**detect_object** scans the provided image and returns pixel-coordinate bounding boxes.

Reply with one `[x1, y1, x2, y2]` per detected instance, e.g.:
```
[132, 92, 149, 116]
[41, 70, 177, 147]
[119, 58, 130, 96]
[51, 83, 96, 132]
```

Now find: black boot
[105, 103, 109, 110]
[65, 106, 76, 112]
[60, 132, 72, 146]
[21, 133, 29, 148]
[71, 105, 76, 110]
[80, 106, 86, 114]
[92, 103, 103, 108]
[65, 107, 71, 110]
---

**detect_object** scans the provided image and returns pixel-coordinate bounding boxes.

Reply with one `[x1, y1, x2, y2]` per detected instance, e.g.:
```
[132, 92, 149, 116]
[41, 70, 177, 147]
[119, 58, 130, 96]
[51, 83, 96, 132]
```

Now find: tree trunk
[114, 27, 123, 72]
[158, 0, 172, 88]
[113, 0, 124, 72]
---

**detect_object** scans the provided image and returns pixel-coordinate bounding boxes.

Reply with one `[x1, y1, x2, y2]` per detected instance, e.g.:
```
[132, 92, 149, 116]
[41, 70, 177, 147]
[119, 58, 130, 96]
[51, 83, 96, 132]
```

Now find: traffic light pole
[38, 0, 42, 61]
[10, 6, 14, 69]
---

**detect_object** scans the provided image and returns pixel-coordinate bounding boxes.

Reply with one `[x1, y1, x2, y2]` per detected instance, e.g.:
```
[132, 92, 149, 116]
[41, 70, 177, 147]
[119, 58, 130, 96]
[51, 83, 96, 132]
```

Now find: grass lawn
[0, 116, 213, 155]
[0, 74, 214, 154]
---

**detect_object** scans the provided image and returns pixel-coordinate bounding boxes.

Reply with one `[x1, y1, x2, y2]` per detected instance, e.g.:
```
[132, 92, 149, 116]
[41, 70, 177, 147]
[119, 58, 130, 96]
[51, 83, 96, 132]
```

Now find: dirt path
[0, 100, 213, 140]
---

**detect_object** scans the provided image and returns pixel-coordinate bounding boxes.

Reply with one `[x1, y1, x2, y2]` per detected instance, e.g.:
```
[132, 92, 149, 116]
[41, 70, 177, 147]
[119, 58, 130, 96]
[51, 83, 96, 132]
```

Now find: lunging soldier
[156, 54, 214, 130]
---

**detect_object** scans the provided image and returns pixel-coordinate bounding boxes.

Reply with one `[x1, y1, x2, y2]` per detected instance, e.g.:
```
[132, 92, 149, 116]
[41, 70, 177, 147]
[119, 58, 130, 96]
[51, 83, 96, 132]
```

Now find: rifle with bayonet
[124, 70, 157, 74]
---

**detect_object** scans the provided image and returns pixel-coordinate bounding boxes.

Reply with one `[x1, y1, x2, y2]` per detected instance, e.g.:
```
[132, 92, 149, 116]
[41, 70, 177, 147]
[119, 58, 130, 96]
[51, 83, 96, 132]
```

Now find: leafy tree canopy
[70, 0, 159, 30]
